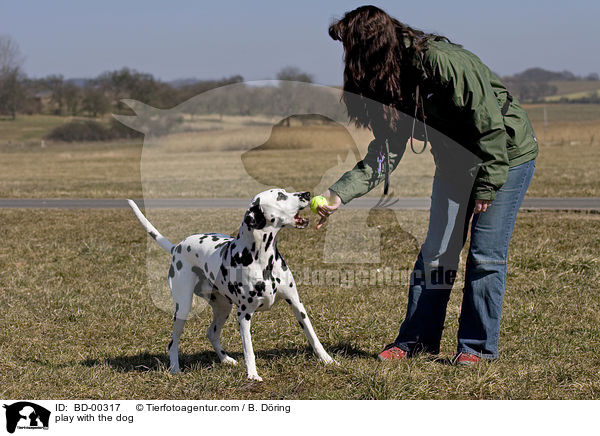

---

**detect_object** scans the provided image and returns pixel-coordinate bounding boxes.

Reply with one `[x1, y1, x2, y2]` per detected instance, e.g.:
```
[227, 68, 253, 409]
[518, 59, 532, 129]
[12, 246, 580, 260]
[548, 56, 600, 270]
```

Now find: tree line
[1, 65, 247, 119]
[501, 68, 599, 103]
[0, 35, 317, 120]
[2, 34, 600, 121]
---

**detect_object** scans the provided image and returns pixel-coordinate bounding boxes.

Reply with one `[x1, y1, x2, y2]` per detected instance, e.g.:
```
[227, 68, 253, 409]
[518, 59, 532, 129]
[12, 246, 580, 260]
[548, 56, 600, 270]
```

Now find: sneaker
[452, 352, 481, 366]
[377, 344, 408, 361]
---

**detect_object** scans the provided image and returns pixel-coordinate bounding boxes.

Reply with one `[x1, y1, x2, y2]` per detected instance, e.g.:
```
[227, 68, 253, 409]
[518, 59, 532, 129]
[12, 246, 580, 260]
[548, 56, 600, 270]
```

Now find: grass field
[547, 80, 600, 97]
[545, 90, 600, 102]
[544, 80, 600, 102]
[0, 106, 599, 400]
[0, 106, 599, 198]
[0, 208, 598, 400]
[0, 115, 74, 144]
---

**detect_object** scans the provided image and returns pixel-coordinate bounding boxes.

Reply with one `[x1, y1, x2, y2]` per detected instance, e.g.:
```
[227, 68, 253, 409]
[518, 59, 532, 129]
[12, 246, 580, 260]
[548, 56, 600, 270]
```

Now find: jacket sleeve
[427, 51, 509, 201]
[328, 124, 408, 204]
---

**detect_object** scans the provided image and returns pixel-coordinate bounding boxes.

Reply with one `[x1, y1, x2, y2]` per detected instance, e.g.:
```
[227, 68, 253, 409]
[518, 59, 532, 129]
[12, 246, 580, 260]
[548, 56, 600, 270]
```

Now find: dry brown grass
[0, 208, 598, 399]
[547, 81, 600, 97]
[0, 108, 599, 199]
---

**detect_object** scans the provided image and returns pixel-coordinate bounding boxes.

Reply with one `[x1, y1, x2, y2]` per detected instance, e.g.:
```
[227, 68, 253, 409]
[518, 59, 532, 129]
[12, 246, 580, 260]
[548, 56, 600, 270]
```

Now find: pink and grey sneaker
[453, 352, 481, 366]
[377, 344, 408, 361]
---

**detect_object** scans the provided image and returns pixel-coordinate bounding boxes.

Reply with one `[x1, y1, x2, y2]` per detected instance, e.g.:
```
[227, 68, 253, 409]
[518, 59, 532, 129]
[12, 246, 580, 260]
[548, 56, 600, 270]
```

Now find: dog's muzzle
[298, 191, 311, 202]
[294, 192, 310, 228]
[293, 212, 309, 228]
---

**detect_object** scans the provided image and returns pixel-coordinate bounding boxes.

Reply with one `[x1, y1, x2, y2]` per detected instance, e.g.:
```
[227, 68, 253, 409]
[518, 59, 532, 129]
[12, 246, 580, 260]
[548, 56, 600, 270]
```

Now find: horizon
[20, 67, 600, 87]
[1, 1, 598, 86]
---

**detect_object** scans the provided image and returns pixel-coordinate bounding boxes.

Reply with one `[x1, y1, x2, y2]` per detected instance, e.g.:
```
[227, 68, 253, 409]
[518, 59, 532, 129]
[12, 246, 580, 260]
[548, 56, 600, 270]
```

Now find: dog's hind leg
[168, 267, 195, 374]
[237, 312, 262, 381]
[168, 316, 186, 374]
[207, 293, 236, 365]
[283, 286, 336, 365]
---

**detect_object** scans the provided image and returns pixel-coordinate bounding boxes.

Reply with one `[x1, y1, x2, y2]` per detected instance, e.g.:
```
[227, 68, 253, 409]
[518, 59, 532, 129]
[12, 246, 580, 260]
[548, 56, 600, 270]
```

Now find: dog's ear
[244, 199, 267, 230]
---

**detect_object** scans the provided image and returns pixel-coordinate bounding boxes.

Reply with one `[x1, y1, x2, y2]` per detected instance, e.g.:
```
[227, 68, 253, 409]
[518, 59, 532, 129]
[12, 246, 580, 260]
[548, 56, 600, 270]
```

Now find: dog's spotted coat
[128, 189, 335, 381]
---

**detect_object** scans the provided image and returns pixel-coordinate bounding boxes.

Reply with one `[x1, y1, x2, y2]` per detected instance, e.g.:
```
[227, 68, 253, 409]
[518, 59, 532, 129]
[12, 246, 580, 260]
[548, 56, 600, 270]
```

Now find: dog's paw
[321, 355, 339, 366]
[247, 374, 263, 382]
[169, 366, 181, 375]
[221, 356, 237, 365]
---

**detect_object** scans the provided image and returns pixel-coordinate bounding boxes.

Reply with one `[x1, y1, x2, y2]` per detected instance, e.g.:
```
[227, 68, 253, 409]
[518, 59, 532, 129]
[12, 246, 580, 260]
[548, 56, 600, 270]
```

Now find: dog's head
[243, 189, 310, 231]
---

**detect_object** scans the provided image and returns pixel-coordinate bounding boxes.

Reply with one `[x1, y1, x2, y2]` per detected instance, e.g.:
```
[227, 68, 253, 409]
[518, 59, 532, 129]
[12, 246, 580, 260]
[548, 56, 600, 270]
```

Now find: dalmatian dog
[128, 189, 335, 381]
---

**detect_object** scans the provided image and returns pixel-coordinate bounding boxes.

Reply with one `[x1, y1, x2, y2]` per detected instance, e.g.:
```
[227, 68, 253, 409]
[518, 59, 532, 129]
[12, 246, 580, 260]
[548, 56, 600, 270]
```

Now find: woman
[317, 6, 537, 364]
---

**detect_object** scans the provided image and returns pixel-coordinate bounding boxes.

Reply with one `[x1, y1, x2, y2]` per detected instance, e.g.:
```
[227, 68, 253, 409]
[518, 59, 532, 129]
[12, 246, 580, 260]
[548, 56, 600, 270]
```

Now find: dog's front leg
[237, 312, 262, 381]
[285, 295, 336, 365]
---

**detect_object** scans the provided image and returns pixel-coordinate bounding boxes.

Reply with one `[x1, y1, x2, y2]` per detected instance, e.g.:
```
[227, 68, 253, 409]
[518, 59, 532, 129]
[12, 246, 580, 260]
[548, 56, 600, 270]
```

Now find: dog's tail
[127, 199, 174, 253]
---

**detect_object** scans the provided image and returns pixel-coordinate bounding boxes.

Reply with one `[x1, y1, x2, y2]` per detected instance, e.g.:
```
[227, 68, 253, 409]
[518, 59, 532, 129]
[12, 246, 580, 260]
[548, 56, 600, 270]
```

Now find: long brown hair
[329, 5, 451, 131]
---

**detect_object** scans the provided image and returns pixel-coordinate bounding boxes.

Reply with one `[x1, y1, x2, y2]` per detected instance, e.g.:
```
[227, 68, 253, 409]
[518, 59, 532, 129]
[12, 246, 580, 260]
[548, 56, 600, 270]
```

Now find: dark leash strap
[501, 92, 513, 116]
[384, 138, 390, 195]
[383, 84, 430, 195]
[410, 84, 428, 154]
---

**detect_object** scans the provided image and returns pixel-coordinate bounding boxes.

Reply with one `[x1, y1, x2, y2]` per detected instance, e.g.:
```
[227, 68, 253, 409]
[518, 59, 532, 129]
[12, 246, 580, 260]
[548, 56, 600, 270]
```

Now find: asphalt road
[1, 197, 599, 210]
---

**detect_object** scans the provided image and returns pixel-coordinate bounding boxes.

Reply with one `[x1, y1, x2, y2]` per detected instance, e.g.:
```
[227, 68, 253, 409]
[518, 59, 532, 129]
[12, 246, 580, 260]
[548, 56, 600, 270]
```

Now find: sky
[1, 0, 598, 85]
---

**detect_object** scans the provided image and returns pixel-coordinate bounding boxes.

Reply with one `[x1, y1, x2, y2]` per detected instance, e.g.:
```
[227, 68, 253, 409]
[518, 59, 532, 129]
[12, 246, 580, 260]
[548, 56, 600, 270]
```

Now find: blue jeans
[394, 159, 536, 358]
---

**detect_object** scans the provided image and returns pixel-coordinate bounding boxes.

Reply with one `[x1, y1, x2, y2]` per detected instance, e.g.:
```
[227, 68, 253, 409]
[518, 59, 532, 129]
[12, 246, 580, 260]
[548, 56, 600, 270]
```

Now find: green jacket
[330, 39, 538, 203]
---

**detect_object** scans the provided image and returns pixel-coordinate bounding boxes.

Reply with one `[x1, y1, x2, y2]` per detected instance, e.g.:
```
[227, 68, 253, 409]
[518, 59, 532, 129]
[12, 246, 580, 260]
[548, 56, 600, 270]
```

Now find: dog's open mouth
[294, 212, 309, 229]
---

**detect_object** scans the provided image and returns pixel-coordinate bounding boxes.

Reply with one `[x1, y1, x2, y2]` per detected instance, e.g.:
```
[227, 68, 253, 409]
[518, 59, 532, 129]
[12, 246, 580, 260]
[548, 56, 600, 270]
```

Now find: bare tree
[274, 67, 315, 125]
[276, 66, 314, 83]
[0, 35, 24, 72]
[0, 35, 25, 120]
[64, 82, 82, 116]
[46, 75, 65, 115]
[81, 81, 110, 118]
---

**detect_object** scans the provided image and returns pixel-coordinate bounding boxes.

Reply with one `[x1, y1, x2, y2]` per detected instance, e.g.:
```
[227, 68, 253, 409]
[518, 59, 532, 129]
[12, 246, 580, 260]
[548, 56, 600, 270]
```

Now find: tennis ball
[310, 195, 329, 214]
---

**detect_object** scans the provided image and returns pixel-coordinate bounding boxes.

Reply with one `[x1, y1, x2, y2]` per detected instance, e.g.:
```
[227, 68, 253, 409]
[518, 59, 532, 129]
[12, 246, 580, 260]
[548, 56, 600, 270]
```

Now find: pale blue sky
[1, 0, 598, 84]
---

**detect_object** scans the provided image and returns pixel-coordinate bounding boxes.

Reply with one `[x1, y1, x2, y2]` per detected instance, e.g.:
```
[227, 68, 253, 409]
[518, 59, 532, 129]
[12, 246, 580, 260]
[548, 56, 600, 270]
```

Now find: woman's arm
[316, 125, 408, 228]
[328, 126, 409, 205]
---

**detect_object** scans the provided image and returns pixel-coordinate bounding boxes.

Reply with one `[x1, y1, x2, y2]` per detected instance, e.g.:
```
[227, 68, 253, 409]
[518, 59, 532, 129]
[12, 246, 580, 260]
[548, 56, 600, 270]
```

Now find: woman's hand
[473, 199, 492, 214]
[316, 190, 342, 229]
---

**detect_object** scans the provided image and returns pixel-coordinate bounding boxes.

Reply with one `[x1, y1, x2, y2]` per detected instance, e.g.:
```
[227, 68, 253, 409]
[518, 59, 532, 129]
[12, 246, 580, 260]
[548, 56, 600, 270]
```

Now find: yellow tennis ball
[310, 195, 329, 214]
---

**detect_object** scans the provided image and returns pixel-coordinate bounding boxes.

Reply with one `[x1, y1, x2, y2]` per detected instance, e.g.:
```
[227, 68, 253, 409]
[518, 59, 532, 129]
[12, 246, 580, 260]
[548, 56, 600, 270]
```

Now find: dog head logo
[113, 81, 360, 194]
[240, 114, 361, 194]
[3, 402, 50, 434]
[116, 80, 482, 298]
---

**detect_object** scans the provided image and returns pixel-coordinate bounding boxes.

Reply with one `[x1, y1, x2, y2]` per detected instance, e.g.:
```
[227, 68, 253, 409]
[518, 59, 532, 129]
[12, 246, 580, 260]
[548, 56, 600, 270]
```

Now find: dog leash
[383, 138, 390, 195]
[410, 84, 429, 155]
[382, 84, 429, 195]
